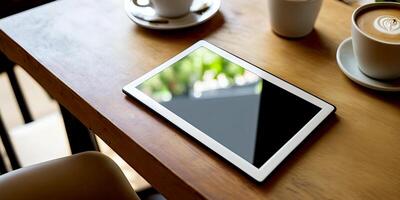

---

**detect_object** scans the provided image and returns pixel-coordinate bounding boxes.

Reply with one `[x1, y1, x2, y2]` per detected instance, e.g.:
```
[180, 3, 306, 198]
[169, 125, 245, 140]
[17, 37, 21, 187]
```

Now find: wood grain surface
[1, 0, 399, 199]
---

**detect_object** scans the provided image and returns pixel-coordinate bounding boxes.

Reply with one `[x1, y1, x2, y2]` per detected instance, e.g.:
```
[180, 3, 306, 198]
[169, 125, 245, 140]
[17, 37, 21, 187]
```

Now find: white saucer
[336, 37, 400, 92]
[124, 0, 221, 30]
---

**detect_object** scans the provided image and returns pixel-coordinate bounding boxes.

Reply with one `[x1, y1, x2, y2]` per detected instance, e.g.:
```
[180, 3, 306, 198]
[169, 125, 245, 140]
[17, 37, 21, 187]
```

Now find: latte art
[356, 6, 400, 43]
[374, 15, 400, 34]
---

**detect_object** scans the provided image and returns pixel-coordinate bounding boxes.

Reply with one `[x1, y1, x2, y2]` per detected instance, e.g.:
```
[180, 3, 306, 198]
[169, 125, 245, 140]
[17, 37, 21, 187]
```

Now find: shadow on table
[132, 11, 225, 43]
[344, 78, 400, 108]
[269, 29, 339, 62]
[297, 30, 337, 56]
[295, 30, 337, 57]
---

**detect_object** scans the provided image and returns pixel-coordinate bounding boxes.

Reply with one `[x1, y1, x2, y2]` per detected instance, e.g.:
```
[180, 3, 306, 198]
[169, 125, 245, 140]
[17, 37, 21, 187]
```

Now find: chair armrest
[0, 151, 140, 200]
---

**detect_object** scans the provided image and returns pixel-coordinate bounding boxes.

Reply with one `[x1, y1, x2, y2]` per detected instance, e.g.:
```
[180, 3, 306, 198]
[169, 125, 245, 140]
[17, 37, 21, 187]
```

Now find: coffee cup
[352, 3, 400, 80]
[132, 0, 194, 18]
[268, 0, 323, 38]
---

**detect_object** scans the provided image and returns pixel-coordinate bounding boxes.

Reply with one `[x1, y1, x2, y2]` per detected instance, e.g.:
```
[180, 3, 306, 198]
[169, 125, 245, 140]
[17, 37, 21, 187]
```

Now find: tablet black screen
[137, 47, 321, 168]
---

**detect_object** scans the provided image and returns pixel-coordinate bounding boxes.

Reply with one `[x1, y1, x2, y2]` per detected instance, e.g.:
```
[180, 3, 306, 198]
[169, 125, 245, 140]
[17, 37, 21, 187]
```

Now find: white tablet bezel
[123, 40, 335, 182]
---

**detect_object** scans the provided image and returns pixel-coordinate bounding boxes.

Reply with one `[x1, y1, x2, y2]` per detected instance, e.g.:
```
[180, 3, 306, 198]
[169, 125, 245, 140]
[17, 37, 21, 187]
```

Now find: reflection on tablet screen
[137, 47, 321, 168]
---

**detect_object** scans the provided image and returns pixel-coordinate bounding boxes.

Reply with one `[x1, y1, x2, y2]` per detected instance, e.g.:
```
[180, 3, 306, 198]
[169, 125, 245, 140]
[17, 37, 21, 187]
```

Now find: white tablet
[123, 41, 335, 182]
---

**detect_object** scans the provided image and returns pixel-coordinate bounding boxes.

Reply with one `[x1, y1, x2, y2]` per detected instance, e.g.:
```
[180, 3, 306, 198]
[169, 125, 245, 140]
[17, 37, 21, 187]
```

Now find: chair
[0, 151, 140, 200]
[0, 0, 55, 125]
[0, 113, 19, 173]
[0, 0, 99, 172]
[0, 0, 56, 123]
[0, 0, 56, 170]
[0, 45, 35, 170]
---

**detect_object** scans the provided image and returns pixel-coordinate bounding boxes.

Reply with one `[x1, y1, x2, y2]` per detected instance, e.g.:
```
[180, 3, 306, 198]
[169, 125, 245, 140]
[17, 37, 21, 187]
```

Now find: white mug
[132, 0, 194, 18]
[268, 0, 323, 38]
[352, 3, 400, 80]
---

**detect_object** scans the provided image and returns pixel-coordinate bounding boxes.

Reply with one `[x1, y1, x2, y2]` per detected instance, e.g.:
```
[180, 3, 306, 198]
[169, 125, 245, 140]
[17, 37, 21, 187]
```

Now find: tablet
[123, 40, 335, 182]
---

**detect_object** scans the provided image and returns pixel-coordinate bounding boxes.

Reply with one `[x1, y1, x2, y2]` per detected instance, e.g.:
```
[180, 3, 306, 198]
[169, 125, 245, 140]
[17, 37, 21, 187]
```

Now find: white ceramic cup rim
[352, 2, 400, 46]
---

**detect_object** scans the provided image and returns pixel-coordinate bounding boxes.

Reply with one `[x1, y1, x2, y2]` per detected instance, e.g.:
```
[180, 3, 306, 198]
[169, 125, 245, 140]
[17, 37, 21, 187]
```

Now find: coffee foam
[356, 6, 400, 43]
[373, 15, 400, 35]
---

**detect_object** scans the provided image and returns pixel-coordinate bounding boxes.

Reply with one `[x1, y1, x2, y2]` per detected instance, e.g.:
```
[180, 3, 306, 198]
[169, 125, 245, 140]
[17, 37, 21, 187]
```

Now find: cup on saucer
[352, 2, 400, 80]
[132, 0, 194, 18]
[125, 0, 221, 30]
[336, 38, 400, 92]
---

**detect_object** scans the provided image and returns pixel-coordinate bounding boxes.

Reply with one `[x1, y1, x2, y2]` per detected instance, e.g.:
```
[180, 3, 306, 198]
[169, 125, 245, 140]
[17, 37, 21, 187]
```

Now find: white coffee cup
[268, 0, 323, 38]
[132, 0, 194, 18]
[352, 3, 400, 80]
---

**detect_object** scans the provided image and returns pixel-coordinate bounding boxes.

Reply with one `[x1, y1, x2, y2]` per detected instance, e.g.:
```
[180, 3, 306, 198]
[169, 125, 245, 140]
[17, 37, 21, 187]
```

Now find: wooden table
[1, 0, 399, 199]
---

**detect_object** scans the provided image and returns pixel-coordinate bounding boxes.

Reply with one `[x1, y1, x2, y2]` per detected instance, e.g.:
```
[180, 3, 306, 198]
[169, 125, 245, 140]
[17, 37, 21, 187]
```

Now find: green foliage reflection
[139, 47, 258, 102]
